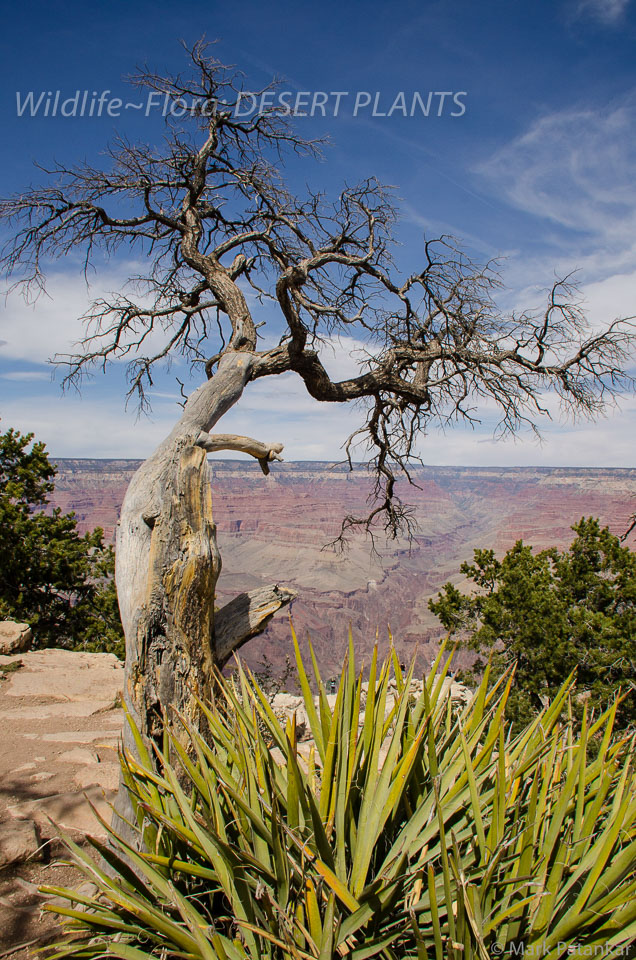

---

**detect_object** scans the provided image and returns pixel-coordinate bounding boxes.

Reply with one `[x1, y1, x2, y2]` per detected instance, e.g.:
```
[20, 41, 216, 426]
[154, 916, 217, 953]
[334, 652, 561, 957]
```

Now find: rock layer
[50, 460, 636, 676]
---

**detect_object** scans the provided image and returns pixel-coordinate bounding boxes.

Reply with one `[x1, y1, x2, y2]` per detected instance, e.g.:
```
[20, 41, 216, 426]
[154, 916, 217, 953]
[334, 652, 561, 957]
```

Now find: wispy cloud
[0, 263, 198, 370]
[1, 198, 633, 466]
[476, 95, 636, 248]
[474, 93, 636, 323]
[0, 370, 50, 381]
[4, 379, 634, 468]
[0, 374, 365, 462]
[400, 203, 505, 260]
[0, 267, 134, 366]
[574, 0, 630, 22]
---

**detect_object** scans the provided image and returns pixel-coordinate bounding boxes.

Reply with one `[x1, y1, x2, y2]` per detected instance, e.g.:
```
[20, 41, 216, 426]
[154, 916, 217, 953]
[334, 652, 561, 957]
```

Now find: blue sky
[1, 0, 635, 465]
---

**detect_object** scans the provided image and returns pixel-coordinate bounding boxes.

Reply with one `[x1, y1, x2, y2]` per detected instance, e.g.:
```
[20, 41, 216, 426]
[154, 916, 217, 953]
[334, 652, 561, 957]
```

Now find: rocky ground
[0, 648, 124, 957]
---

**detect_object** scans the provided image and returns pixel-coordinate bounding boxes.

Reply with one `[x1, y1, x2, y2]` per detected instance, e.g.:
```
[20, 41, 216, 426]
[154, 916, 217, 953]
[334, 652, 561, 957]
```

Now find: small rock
[77, 881, 100, 899]
[7, 786, 113, 841]
[269, 746, 285, 766]
[0, 821, 42, 867]
[270, 693, 311, 740]
[449, 681, 471, 704]
[59, 747, 99, 765]
[74, 762, 120, 791]
[13, 877, 40, 896]
[270, 693, 304, 712]
[42, 730, 120, 743]
[0, 621, 32, 655]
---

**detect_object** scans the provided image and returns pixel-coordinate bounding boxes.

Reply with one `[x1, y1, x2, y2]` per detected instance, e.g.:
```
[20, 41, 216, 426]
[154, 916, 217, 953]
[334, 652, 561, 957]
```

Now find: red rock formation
[50, 460, 636, 676]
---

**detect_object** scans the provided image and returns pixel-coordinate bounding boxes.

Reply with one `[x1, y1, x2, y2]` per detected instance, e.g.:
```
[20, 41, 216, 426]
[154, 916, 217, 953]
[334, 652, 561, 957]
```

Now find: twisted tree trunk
[113, 353, 295, 833]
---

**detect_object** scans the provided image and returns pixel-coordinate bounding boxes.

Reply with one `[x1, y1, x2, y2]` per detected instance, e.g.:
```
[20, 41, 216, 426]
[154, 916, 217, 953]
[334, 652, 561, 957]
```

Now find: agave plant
[42, 629, 636, 959]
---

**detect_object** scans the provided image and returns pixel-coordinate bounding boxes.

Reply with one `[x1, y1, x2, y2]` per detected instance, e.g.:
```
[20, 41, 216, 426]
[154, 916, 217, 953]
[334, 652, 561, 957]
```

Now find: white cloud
[0, 371, 50, 381]
[1, 264, 633, 467]
[2, 366, 632, 468]
[474, 93, 636, 360]
[0, 277, 373, 460]
[477, 97, 636, 241]
[578, 271, 636, 333]
[0, 368, 365, 461]
[498, 264, 636, 350]
[0, 269, 128, 365]
[413, 399, 636, 467]
[318, 335, 371, 380]
[0, 263, 195, 370]
[0, 393, 176, 459]
[575, 0, 630, 22]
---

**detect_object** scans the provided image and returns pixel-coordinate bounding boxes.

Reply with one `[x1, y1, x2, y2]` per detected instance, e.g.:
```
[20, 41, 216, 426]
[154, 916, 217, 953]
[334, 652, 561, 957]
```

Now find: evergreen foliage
[0, 426, 124, 656]
[429, 518, 636, 733]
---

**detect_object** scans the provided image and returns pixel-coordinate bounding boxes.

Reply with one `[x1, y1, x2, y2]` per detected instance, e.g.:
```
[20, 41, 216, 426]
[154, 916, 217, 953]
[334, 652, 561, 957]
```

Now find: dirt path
[0, 649, 124, 957]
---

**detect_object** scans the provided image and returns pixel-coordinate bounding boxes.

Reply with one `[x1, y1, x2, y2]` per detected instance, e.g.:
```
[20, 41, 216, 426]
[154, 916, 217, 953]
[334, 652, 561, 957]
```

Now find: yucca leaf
[43, 634, 636, 960]
[292, 624, 326, 760]
[101, 945, 163, 960]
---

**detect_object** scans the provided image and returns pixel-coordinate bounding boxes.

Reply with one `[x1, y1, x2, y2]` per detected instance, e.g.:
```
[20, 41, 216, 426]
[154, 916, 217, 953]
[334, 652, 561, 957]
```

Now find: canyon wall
[50, 459, 636, 676]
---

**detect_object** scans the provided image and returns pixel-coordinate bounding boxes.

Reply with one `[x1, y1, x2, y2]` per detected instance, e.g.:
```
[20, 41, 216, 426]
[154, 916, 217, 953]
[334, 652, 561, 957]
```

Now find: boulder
[449, 680, 472, 704]
[2, 649, 123, 711]
[269, 676, 472, 742]
[270, 693, 311, 740]
[0, 820, 42, 867]
[0, 621, 32, 654]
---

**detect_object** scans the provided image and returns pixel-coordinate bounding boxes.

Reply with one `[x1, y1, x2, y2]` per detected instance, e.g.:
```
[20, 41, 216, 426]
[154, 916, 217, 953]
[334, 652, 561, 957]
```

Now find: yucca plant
[42, 629, 636, 960]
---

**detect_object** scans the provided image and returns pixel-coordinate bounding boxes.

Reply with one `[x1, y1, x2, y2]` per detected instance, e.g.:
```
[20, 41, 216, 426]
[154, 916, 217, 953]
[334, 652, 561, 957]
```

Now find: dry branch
[214, 585, 297, 666]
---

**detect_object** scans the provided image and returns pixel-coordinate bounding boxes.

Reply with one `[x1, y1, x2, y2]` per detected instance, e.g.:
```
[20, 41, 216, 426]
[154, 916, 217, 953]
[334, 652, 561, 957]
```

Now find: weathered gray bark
[113, 352, 295, 834]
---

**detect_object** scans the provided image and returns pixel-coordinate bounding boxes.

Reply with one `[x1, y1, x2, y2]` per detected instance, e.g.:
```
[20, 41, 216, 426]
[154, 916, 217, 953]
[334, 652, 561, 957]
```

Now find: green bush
[44, 631, 636, 959]
[0, 427, 124, 656]
[429, 518, 636, 736]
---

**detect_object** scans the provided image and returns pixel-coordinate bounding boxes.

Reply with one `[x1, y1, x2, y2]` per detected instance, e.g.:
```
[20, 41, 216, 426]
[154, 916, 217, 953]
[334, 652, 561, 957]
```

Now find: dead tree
[1, 42, 635, 774]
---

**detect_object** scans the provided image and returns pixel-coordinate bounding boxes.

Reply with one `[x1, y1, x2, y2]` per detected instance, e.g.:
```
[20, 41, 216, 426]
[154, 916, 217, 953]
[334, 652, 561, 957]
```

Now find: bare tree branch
[214, 584, 297, 666]
[2, 40, 635, 542]
[196, 432, 284, 474]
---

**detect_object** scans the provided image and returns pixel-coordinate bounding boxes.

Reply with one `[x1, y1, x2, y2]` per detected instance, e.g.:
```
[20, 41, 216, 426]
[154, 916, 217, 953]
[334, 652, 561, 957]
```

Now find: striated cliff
[50, 459, 636, 676]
